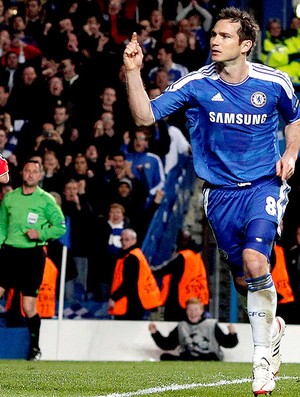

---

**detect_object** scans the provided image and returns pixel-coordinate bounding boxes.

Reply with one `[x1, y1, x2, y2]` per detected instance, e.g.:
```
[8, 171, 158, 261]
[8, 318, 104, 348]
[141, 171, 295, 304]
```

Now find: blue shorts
[203, 177, 290, 277]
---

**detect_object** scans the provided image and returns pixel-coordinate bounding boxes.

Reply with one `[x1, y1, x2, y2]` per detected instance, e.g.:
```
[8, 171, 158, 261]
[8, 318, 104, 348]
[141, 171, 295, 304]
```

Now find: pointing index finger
[131, 32, 138, 42]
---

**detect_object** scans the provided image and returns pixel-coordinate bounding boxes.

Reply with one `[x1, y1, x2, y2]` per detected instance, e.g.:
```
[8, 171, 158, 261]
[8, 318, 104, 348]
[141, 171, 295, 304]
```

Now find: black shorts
[0, 245, 46, 297]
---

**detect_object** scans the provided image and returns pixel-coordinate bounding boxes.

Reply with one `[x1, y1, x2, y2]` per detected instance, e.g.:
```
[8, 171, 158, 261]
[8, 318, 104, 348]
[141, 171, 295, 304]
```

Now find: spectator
[108, 228, 162, 319]
[88, 202, 130, 302]
[154, 66, 170, 92]
[0, 0, 10, 30]
[45, 16, 77, 61]
[148, 9, 174, 45]
[0, 159, 65, 360]
[85, 143, 105, 180]
[65, 152, 104, 213]
[33, 122, 64, 162]
[0, 28, 42, 68]
[260, 18, 300, 84]
[61, 178, 95, 302]
[91, 111, 123, 160]
[125, 127, 165, 205]
[10, 14, 39, 48]
[171, 31, 204, 71]
[44, 75, 68, 120]
[100, 0, 136, 46]
[80, 14, 104, 55]
[176, 0, 213, 33]
[57, 55, 97, 131]
[63, 124, 84, 158]
[103, 149, 148, 213]
[52, 104, 72, 140]
[7, 64, 48, 125]
[0, 50, 23, 92]
[107, 176, 164, 244]
[153, 229, 209, 321]
[41, 150, 64, 195]
[148, 43, 189, 85]
[149, 297, 238, 361]
[24, 0, 45, 50]
[93, 85, 127, 134]
[7, 65, 49, 160]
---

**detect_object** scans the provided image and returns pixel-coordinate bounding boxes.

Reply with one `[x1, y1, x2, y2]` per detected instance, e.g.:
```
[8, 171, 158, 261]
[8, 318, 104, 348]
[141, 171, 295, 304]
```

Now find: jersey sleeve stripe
[251, 63, 295, 99]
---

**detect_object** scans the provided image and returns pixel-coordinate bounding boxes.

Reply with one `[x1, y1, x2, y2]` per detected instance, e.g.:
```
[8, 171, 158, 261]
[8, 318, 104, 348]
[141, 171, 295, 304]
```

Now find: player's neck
[217, 60, 249, 84]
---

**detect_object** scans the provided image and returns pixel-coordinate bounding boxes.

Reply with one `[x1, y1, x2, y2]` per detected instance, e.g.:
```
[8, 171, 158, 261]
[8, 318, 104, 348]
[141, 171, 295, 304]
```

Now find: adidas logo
[211, 92, 224, 101]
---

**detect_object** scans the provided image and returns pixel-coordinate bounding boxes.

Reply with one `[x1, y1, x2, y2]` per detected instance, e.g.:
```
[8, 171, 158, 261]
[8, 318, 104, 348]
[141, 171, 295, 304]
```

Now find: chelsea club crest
[251, 91, 267, 108]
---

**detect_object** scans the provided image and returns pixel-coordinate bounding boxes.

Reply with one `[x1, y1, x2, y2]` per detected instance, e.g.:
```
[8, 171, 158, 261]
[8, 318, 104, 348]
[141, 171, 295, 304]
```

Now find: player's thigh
[203, 187, 245, 268]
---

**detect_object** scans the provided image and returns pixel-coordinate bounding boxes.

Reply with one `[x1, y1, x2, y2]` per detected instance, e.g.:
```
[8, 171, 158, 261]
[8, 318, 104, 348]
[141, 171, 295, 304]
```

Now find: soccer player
[123, 7, 300, 396]
[0, 160, 66, 360]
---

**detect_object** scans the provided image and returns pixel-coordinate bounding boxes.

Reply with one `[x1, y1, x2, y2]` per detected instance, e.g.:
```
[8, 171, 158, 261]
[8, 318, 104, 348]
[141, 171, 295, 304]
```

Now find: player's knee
[243, 248, 270, 278]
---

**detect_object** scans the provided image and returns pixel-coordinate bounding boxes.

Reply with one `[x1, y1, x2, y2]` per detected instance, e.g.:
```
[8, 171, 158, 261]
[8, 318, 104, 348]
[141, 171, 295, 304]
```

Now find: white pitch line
[94, 376, 298, 397]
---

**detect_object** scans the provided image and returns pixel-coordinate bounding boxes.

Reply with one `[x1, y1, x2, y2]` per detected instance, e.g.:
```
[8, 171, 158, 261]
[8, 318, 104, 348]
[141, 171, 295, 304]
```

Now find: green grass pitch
[0, 361, 299, 397]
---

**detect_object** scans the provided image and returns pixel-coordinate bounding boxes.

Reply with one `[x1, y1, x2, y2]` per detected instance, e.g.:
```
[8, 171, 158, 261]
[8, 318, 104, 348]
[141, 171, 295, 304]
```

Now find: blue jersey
[150, 62, 300, 187]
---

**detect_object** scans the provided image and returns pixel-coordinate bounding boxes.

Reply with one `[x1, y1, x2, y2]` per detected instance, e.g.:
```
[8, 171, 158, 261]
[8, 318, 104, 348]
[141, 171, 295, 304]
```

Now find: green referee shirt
[0, 186, 66, 248]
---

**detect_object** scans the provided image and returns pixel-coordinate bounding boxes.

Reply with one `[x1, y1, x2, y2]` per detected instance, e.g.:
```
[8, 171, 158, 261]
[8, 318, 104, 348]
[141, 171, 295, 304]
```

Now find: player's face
[210, 20, 246, 63]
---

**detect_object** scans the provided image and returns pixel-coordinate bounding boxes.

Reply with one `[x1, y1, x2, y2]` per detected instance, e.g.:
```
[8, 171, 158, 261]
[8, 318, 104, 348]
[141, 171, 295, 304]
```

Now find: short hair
[122, 228, 137, 240]
[110, 149, 126, 159]
[186, 297, 204, 308]
[22, 159, 43, 171]
[157, 42, 174, 55]
[109, 202, 125, 214]
[267, 18, 281, 30]
[216, 7, 259, 55]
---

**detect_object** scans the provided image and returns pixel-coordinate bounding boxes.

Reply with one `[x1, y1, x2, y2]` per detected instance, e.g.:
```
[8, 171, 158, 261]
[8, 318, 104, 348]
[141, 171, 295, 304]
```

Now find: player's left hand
[276, 155, 296, 180]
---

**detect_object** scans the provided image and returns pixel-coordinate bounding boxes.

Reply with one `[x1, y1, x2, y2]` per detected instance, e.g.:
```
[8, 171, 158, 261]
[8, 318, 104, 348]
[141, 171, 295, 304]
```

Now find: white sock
[247, 275, 277, 365]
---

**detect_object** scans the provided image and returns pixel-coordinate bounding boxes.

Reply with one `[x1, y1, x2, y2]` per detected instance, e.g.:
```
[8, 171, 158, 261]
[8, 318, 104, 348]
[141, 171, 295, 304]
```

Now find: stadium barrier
[39, 320, 300, 363]
[1, 320, 300, 363]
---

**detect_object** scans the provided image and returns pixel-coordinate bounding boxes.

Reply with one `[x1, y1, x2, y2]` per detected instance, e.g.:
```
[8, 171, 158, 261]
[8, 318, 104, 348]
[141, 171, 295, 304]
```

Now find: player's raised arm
[124, 32, 154, 126]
